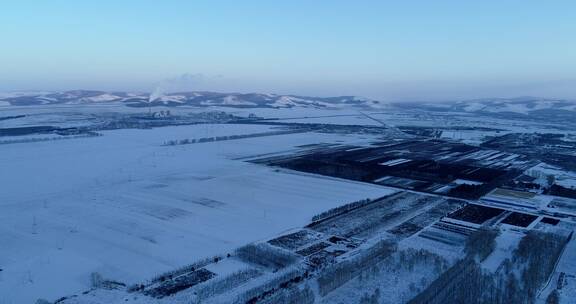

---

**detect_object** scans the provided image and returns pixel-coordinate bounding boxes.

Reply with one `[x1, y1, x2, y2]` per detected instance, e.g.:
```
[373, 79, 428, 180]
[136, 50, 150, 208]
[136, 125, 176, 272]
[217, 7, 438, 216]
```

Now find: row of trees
[545, 184, 576, 199]
[128, 254, 224, 292]
[163, 129, 307, 146]
[465, 227, 499, 261]
[194, 268, 262, 302]
[234, 267, 307, 304]
[236, 243, 299, 270]
[258, 285, 315, 304]
[316, 240, 397, 296]
[409, 230, 569, 304]
[0, 132, 101, 145]
[309, 198, 373, 223]
[513, 231, 568, 300]
[316, 246, 450, 303]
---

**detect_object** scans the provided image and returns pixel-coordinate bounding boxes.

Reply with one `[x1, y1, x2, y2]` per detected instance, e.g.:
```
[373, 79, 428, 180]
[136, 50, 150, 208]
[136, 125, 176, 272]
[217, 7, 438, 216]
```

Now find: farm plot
[308, 192, 442, 238]
[259, 138, 529, 200]
[501, 212, 538, 227]
[143, 269, 216, 298]
[447, 204, 505, 224]
[267, 229, 324, 251]
[417, 222, 474, 247]
[388, 199, 467, 239]
[267, 229, 363, 271]
[483, 188, 553, 210]
[548, 197, 576, 215]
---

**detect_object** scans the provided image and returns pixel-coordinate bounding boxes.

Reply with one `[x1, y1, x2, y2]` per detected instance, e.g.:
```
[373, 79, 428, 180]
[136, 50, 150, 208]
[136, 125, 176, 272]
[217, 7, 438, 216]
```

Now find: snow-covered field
[0, 124, 397, 303]
[527, 163, 576, 189]
[2, 102, 576, 303]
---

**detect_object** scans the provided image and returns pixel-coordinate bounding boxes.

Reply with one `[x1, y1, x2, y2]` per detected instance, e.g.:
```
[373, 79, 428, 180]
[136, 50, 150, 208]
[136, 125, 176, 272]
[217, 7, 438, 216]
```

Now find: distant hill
[2, 91, 574, 118]
[0, 90, 387, 109]
[391, 97, 576, 115]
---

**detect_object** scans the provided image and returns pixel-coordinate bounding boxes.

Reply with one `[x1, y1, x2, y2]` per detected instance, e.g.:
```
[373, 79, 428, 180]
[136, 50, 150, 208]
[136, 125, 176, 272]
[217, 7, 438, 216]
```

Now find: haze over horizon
[1, 1, 575, 100]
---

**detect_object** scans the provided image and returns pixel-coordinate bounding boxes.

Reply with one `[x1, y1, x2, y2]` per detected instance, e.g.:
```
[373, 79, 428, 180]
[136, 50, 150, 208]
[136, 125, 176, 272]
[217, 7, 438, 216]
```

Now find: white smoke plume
[149, 86, 164, 103]
[148, 73, 223, 102]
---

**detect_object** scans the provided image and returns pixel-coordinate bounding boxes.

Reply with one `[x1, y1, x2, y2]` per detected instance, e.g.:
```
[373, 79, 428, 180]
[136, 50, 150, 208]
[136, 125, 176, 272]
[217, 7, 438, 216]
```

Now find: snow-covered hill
[3, 91, 574, 116]
[450, 97, 576, 114]
[0, 90, 387, 109]
[392, 97, 576, 115]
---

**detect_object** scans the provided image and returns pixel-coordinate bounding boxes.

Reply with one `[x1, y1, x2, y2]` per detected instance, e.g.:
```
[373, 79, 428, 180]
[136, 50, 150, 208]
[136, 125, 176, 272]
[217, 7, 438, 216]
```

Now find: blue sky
[1, 1, 575, 100]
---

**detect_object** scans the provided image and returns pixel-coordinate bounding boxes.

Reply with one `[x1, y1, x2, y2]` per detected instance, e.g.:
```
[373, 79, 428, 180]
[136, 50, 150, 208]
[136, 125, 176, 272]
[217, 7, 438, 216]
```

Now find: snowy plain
[3, 102, 576, 303]
[0, 123, 396, 303]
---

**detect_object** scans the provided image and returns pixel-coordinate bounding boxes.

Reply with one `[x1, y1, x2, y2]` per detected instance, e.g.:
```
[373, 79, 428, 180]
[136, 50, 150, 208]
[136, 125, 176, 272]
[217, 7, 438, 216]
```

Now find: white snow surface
[0, 124, 396, 303]
[527, 163, 576, 189]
